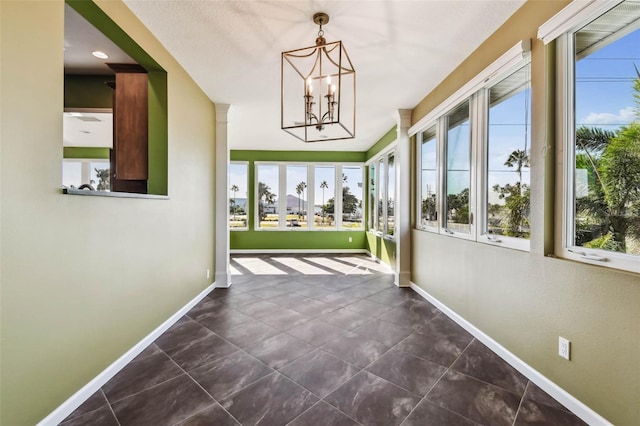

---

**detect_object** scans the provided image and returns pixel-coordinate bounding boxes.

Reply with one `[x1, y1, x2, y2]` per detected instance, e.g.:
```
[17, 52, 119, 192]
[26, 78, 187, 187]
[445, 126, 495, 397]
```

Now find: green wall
[64, 75, 113, 109]
[64, 147, 110, 159]
[230, 150, 368, 251]
[0, 1, 215, 424]
[366, 125, 396, 160]
[411, 1, 639, 424]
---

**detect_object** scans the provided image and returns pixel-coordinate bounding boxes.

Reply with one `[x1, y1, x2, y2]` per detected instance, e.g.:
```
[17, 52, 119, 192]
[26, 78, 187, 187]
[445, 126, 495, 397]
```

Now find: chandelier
[281, 12, 356, 142]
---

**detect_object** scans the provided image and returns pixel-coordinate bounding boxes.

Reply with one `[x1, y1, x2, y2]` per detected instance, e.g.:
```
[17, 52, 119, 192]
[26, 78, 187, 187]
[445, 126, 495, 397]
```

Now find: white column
[395, 109, 412, 287]
[215, 103, 231, 288]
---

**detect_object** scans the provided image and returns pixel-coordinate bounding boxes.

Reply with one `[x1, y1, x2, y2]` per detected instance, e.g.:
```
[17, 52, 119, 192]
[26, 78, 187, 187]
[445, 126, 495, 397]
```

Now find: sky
[249, 164, 363, 208]
[576, 29, 640, 131]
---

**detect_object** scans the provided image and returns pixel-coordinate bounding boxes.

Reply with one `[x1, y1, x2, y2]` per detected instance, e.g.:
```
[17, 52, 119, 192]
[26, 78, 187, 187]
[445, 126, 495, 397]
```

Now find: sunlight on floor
[340, 256, 391, 273]
[271, 257, 333, 275]
[230, 254, 389, 276]
[302, 257, 373, 275]
[232, 257, 288, 275]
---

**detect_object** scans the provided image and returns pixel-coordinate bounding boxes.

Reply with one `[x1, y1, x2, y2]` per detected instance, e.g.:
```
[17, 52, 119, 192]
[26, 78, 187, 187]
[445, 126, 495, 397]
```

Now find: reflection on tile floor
[60, 254, 588, 426]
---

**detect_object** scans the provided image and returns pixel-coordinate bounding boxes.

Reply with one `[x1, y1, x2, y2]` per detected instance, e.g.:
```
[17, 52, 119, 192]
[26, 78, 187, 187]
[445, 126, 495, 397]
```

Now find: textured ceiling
[123, 0, 526, 152]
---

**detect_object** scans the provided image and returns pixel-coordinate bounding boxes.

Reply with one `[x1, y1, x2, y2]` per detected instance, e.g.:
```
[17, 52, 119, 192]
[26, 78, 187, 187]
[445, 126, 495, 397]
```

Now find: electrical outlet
[559, 337, 570, 360]
[348, 237, 352, 243]
[206, 269, 210, 280]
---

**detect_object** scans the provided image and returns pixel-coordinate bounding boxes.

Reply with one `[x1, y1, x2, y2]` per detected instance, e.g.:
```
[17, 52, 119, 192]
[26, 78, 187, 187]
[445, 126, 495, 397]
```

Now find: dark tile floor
[60, 254, 588, 426]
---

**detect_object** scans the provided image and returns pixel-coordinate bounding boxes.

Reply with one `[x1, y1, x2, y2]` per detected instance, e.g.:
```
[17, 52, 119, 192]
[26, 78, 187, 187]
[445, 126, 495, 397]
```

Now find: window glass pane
[62, 159, 110, 191]
[342, 166, 363, 229]
[446, 100, 471, 233]
[257, 164, 280, 229]
[315, 166, 336, 229]
[229, 163, 248, 229]
[420, 126, 438, 228]
[62, 161, 82, 189]
[573, 3, 640, 255]
[369, 163, 376, 230]
[91, 161, 110, 191]
[387, 153, 395, 236]
[286, 165, 308, 228]
[377, 158, 385, 232]
[487, 64, 531, 239]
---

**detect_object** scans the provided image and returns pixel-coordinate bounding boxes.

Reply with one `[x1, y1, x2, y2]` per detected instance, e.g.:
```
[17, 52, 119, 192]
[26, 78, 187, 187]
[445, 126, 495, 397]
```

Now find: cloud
[581, 106, 637, 126]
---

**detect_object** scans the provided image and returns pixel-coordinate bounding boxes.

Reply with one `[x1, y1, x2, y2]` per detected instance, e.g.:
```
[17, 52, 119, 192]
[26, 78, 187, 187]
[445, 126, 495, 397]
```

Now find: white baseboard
[365, 251, 396, 275]
[230, 248, 368, 254]
[37, 281, 217, 426]
[409, 282, 612, 426]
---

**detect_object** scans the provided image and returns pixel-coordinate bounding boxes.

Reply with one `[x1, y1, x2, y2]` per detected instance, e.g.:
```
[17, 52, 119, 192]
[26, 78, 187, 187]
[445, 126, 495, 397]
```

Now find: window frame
[366, 144, 397, 239]
[229, 161, 249, 231]
[552, 0, 640, 273]
[477, 63, 533, 252]
[253, 161, 364, 231]
[412, 40, 532, 251]
[417, 124, 440, 232]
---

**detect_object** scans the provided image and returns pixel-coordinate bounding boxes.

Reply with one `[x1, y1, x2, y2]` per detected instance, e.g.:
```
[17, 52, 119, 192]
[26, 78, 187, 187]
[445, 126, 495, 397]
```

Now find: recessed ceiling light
[92, 51, 109, 59]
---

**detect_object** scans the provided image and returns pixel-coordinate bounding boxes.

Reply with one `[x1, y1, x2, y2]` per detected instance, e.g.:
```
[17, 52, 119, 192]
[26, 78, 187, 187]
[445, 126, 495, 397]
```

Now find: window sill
[62, 188, 169, 200]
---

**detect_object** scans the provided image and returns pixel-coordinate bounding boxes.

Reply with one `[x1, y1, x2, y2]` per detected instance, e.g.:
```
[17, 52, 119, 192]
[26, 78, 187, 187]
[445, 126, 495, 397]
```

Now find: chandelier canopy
[281, 12, 356, 142]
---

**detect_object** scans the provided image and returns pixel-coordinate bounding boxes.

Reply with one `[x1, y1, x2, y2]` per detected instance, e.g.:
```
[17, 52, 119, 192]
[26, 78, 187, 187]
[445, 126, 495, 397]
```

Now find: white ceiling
[64, 4, 136, 74]
[123, 0, 526, 152]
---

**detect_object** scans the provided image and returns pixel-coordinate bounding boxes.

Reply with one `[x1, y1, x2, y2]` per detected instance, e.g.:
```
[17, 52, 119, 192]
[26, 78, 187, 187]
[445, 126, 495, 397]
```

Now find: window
[419, 126, 438, 230]
[315, 166, 336, 230]
[256, 164, 280, 229]
[445, 100, 471, 235]
[229, 162, 248, 229]
[254, 162, 363, 231]
[368, 163, 376, 230]
[553, 0, 640, 272]
[342, 166, 364, 229]
[286, 165, 308, 228]
[377, 158, 385, 233]
[387, 153, 395, 236]
[62, 159, 110, 190]
[367, 149, 396, 237]
[484, 64, 531, 249]
[412, 40, 531, 251]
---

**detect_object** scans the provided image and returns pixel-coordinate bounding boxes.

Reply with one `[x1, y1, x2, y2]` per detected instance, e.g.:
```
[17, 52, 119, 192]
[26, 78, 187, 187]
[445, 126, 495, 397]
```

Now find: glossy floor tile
[59, 254, 587, 426]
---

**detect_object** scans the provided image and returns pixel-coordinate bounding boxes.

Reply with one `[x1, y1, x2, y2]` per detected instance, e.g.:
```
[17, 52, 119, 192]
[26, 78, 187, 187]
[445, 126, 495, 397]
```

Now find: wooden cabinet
[107, 64, 148, 194]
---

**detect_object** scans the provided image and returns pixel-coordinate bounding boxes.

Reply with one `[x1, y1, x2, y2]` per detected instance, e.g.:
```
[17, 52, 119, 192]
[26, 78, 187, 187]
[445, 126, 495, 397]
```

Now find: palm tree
[574, 94, 640, 252]
[230, 184, 239, 220]
[504, 149, 530, 183]
[295, 181, 306, 217]
[320, 180, 328, 224]
[258, 182, 276, 221]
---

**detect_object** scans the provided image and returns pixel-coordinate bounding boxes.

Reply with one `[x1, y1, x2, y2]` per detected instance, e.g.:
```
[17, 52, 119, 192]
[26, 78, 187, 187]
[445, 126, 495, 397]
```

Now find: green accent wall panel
[232, 230, 366, 251]
[366, 126, 396, 160]
[366, 232, 396, 269]
[64, 147, 110, 159]
[64, 75, 113, 109]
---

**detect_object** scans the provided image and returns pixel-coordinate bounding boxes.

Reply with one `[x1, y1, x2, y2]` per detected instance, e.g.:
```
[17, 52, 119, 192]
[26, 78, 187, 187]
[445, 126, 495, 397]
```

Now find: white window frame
[412, 40, 532, 251]
[254, 161, 364, 231]
[543, 0, 640, 273]
[366, 144, 397, 239]
[229, 161, 249, 231]
[477, 62, 532, 252]
[255, 162, 282, 231]
[417, 124, 440, 233]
